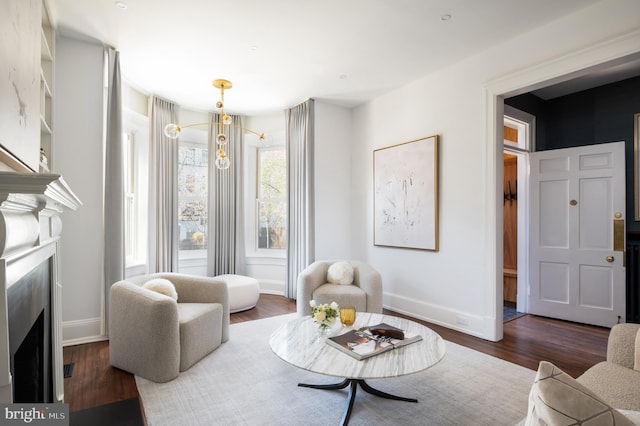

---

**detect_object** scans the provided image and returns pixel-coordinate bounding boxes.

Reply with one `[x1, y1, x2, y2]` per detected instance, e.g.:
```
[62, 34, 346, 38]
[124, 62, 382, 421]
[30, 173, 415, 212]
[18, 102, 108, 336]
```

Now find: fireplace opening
[7, 259, 53, 403]
[14, 309, 52, 402]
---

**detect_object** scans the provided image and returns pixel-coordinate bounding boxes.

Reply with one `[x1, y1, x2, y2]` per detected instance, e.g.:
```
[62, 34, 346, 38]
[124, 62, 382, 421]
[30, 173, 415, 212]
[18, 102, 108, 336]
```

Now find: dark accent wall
[506, 76, 640, 231]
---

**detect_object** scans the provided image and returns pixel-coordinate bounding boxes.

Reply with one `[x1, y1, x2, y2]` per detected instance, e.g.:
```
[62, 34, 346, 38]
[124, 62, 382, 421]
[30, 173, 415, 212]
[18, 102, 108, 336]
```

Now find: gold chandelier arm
[176, 121, 265, 140]
[240, 127, 266, 140]
[177, 121, 216, 130]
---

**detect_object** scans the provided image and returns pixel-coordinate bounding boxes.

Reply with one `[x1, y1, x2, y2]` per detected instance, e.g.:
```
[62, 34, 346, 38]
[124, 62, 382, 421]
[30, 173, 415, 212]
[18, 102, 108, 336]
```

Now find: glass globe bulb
[260, 134, 274, 146]
[222, 114, 232, 125]
[216, 133, 228, 145]
[215, 155, 230, 170]
[164, 123, 181, 139]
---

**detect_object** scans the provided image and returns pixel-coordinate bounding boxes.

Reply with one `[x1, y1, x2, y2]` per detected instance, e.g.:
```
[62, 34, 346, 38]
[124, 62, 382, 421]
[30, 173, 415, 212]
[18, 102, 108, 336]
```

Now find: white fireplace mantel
[0, 171, 81, 403]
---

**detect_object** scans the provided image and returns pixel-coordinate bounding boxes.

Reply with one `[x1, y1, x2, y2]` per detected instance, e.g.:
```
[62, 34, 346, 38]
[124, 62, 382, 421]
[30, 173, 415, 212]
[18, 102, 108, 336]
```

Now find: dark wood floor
[63, 294, 610, 414]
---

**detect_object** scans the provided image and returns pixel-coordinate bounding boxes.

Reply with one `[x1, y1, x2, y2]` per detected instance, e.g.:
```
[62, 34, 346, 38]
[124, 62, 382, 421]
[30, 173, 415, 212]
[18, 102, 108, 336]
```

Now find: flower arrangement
[310, 300, 339, 331]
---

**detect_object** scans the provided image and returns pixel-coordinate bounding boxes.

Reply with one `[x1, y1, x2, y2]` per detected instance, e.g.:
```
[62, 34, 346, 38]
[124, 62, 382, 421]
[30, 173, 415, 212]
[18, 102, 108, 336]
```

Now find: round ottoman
[215, 274, 260, 313]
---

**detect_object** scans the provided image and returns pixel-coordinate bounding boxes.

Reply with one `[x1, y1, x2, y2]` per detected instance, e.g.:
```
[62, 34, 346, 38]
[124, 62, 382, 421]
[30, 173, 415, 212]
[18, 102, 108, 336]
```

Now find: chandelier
[163, 79, 266, 170]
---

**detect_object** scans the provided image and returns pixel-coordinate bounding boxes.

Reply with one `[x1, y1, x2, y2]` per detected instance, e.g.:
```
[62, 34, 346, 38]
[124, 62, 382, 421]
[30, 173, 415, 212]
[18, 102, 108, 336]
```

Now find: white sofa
[522, 323, 640, 425]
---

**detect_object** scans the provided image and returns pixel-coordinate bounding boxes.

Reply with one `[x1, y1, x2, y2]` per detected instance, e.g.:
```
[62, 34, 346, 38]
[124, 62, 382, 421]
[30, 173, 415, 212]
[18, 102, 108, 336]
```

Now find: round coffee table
[269, 312, 446, 425]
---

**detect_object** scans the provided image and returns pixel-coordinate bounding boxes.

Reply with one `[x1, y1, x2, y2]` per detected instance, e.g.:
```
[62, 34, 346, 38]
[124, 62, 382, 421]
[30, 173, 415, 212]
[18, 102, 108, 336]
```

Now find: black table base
[298, 378, 417, 425]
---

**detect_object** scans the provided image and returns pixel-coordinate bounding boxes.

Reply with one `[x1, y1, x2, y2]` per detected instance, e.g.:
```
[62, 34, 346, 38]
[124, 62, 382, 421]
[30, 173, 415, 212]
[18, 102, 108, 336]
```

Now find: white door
[529, 141, 626, 327]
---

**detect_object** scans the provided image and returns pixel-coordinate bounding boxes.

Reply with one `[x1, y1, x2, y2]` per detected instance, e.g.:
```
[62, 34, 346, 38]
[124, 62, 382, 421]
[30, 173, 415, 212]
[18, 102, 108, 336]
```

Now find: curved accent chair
[296, 260, 383, 316]
[109, 273, 229, 382]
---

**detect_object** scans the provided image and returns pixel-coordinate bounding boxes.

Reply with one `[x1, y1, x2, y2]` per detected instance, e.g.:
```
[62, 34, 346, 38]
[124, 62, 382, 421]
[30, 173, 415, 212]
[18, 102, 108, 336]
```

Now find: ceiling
[50, 0, 624, 115]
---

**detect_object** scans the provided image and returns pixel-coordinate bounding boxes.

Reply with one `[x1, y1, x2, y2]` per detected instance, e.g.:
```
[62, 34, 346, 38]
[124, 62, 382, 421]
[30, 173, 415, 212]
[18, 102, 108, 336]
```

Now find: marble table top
[269, 312, 446, 380]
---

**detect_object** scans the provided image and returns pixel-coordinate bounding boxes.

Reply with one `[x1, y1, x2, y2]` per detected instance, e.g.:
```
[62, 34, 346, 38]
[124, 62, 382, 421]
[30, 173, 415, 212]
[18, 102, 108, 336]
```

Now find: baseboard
[383, 292, 498, 341]
[62, 317, 106, 346]
[258, 279, 285, 295]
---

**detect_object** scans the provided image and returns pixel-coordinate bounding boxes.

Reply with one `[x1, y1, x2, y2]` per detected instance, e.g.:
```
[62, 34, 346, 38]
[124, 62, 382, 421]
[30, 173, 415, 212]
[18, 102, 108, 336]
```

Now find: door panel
[579, 264, 612, 309]
[529, 141, 625, 327]
[539, 262, 569, 303]
[579, 178, 611, 249]
[539, 180, 569, 248]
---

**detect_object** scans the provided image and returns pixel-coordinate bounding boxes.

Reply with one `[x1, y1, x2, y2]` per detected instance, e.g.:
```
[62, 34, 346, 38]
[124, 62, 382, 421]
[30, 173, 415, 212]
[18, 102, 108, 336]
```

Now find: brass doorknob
[606, 255, 614, 263]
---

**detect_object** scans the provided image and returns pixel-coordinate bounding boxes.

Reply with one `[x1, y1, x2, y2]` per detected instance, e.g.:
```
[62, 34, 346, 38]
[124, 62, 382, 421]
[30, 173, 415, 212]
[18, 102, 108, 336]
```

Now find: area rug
[136, 314, 535, 426]
[70, 398, 144, 426]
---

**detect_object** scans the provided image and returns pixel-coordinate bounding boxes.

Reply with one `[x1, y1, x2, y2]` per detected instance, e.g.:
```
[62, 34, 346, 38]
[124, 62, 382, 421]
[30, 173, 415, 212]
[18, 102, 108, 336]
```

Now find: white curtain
[285, 99, 315, 299]
[149, 96, 179, 272]
[207, 113, 246, 276]
[104, 47, 124, 334]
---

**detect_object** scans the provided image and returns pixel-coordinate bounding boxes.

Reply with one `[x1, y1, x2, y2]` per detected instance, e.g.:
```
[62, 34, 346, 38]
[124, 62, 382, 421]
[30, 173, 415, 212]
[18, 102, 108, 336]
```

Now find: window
[257, 147, 286, 250]
[123, 109, 149, 273]
[178, 142, 208, 252]
[123, 132, 136, 259]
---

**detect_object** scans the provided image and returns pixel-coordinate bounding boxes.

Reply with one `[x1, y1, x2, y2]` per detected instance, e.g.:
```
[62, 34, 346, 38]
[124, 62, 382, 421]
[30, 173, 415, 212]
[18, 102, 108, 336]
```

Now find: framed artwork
[373, 135, 439, 250]
[635, 113, 640, 220]
[0, 0, 40, 171]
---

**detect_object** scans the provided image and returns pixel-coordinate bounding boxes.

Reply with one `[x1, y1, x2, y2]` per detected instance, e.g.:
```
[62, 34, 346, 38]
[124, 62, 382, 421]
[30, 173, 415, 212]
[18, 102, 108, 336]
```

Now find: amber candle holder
[340, 306, 356, 327]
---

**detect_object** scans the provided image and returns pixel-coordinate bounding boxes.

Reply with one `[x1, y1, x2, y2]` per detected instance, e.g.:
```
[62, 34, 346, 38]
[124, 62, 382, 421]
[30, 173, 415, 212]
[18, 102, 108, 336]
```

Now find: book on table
[326, 322, 422, 360]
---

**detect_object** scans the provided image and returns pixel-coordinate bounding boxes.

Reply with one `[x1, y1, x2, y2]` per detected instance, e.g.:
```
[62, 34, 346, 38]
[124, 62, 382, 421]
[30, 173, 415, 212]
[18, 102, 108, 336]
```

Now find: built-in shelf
[39, 0, 54, 173]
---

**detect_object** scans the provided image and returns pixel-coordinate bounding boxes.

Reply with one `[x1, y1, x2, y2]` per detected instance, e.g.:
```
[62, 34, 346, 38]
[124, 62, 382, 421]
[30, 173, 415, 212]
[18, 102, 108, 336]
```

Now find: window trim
[123, 108, 149, 272]
[177, 133, 208, 259]
[244, 131, 287, 258]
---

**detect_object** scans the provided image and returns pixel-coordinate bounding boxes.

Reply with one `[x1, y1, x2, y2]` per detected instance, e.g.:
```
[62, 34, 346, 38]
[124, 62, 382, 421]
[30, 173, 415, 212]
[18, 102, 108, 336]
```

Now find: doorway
[502, 107, 534, 322]
[502, 152, 518, 319]
[486, 43, 639, 342]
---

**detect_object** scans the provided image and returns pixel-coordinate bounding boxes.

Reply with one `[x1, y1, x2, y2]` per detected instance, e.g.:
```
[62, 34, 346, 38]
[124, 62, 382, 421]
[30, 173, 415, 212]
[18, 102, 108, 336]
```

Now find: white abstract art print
[374, 135, 439, 251]
[0, 0, 40, 171]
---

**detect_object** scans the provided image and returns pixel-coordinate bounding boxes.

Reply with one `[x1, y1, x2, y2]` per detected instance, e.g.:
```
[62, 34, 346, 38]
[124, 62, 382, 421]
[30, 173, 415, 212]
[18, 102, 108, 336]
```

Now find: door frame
[484, 31, 639, 342]
[503, 105, 536, 314]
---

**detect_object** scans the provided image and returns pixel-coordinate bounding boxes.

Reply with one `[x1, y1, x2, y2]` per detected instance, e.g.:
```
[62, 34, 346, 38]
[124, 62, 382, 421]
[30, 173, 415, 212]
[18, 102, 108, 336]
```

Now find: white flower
[310, 300, 339, 330]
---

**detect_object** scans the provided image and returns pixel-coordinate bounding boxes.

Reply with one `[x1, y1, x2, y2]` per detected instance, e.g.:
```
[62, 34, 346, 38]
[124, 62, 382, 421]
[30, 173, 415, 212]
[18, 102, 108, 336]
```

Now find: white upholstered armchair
[296, 260, 383, 316]
[109, 273, 229, 382]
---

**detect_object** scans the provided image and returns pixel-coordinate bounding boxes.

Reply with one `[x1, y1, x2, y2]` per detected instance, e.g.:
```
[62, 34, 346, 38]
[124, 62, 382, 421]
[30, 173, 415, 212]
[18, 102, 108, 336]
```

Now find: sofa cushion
[312, 284, 366, 312]
[177, 303, 223, 371]
[526, 361, 633, 426]
[327, 261, 354, 285]
[577, 361, 640, 411]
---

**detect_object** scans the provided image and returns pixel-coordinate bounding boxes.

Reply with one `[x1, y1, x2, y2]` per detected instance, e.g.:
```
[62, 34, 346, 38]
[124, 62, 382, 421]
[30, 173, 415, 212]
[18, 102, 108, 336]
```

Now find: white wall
[54, 35, 105, 344]
[122, 82, 148, 117]
[313, 101, 353, 260]
[351, 0, 640, 340]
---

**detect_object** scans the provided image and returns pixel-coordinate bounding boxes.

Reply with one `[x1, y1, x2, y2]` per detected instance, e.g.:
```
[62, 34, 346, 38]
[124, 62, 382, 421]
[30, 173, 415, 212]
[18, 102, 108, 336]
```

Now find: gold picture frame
[373, 135, 439, 251]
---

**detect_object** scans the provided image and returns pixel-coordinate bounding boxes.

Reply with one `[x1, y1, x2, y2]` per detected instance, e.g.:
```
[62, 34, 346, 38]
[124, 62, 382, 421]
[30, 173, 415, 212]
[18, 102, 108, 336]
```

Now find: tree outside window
[257, 148, 286, 249]
[178, 144, 208, 250]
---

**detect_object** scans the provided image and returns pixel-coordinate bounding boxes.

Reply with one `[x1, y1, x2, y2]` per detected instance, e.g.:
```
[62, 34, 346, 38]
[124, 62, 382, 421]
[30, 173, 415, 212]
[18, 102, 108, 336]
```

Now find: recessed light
[440, 14, 451, 21]
[115, 1, 128, 9]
